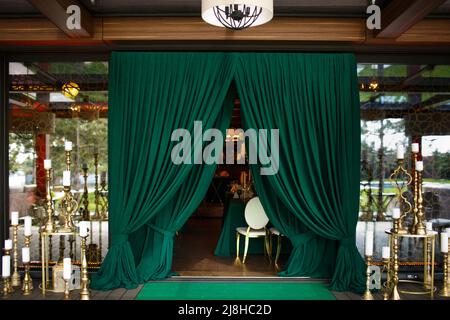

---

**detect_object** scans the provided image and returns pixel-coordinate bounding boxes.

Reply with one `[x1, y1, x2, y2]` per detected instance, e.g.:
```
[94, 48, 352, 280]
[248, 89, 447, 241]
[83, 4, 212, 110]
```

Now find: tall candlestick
[44, 167, 55, 233]
[4, 239, 12, 250]
[2, 255, 10, 277]
[11, 212, 19, 226]
[22, 247, 30, 263]
[396, 145, 404, 160]
[365, 231, 374, 256]
[416, 161, 424, 172]
[382, 246, 390, 259]
[44, 159, 52, 170]
[80, 234, 90, 300]
[63, 170, 71, 187]
[441, 233, 449, 253]
[65, 141, 72, 151]
[24, 216, 32, 236]
[63, 258, 72, 280]
[11, 225, 20, 287]
[411, 143, 419, 154]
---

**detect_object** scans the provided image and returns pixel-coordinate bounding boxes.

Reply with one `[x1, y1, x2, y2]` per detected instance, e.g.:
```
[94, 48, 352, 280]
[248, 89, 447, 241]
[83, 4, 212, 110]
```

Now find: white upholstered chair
[236, 197, 271, 264]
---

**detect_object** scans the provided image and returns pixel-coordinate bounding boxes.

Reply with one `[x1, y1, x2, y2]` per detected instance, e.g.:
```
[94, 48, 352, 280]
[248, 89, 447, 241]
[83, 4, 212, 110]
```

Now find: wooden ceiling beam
[27, 0, 94, 38]
[375, 0, 447, 39]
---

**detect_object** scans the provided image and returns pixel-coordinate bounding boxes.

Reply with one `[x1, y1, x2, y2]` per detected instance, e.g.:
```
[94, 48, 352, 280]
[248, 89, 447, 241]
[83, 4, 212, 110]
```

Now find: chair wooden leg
[275, 235, 282, 269]
[236, 232, 240, 260]
[243, 232, 250, 264]
[269, 234, 273, 262]
[264, 233, 271, 264]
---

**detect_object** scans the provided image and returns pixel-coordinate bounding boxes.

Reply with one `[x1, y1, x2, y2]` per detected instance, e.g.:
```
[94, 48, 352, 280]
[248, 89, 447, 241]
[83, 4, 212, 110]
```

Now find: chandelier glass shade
[202, 0, 273, 30]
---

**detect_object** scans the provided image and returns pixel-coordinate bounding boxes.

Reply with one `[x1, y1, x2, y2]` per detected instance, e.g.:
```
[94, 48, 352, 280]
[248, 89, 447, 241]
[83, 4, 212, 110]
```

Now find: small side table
[385, 229, 437, 299]
[40, 229, 78, 295]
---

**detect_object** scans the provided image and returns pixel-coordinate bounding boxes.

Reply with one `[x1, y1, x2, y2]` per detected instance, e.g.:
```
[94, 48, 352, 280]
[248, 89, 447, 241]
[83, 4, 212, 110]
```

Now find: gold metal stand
[81, 165, 90, 221]
[439, 252, 450, 297]
[44, 168, 55, 233]
[2, 277, 10, 297]
[389, 158, 411, 235]
[59, 186, 77, 232]
[80, 235, 90, 300]
[382, 257, 391, 300]
[363, 255, 374, 300]
[64, 279, 70, 300]
[415, 170, 426, 235]
[22, 263, 33, 295]
[92, 152, 101, 220]
[11, 225, 20, 287]
[22, 235, 33, 290]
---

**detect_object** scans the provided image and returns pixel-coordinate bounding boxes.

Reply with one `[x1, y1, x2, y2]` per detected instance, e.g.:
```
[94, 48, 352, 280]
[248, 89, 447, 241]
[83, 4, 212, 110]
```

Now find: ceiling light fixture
[202, 0, 273, 30]
[62, 82, 80, 99]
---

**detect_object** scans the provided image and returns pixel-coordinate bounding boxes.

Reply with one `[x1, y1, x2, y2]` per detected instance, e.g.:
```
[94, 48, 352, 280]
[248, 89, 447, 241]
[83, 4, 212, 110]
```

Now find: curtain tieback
[111, 234, 129, 246]
[290, 230, 316, 247]
[340, 236, 356, 248]
[148, 223, 175, 237]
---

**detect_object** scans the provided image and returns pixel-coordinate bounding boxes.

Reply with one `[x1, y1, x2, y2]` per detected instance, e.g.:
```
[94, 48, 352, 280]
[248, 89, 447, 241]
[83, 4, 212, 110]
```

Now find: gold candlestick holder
[59, 185, 78, 232]
[22, 235, 33, 291]
[415, 170, 426, 235]
[2, 276, 11, 298]
[11, 224, 20, 287]
[362, 255, 374, 300]
[390, 224, 401, 300]
[439, 252, 450, 297]
[80, 235, 90, 300]
[2, 249, 14, 294]
[99, 177, 108, 220]
[64, 279, 70, 300]
[44, 168, 56, 233]
[81, 166, 90, 221]
[382, 257, 391, 300]
[92, 152, 101, 220]
[389, 158, 411, 235]
[21, 262, 32, 295]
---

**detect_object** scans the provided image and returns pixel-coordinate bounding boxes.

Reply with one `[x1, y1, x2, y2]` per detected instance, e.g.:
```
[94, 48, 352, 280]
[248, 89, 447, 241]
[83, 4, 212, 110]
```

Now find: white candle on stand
[446, 227, 450, 235]
[11, 212, 19, 226]
[415, 161, 423, 172]
[365, 231, 374, 256]
[44, 159, 52, 170]
[382, 246, 390, 259]
[65, 141, 73, 151]
[411, 143, 419, 153]
[396, 145, 404, 160]
[22, 247, 30, 263]
[426, 222, 433, 232]
[4, 239, 12, 250]
[79, 221, 89, 237]
[441, 233, 449, 253]
[63, 258, 72, 280]
[392, 208, 401, 219]
[2, 255, 10, 277]
[24, 216, 32, 236]
[63, 170, 71, 186]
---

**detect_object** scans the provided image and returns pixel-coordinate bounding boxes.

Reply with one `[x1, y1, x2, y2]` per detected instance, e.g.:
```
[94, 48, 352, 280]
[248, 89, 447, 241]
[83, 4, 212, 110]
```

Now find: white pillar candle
[2, 255, 10, 277]
[411, 143, 419, 153]
[426, 222, 433, 231]
[11, 212, 19, 226]
[24, 216, 32, 236]
[22, 247, 30, 263]
[63, 258, 72, 280]
[44, 159, 52, 170]
[446, 227, 450, 235]
[4, 239, 12, 250]
[441, 233, 449, 253]
[365, 231, 374, 256]
[65, 141, 73, 151]
[415, 161, 423, 172]
[382, 246, 390, 259]
[79, 221, 89, 237]
[63, 170, 71, 186]
[396, 144, 404, 160]
[392, 208, 401, 219]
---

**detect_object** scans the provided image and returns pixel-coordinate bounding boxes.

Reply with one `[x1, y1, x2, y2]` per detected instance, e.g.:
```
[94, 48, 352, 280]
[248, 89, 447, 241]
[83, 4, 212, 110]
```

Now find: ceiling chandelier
[202, 0, 273, 30]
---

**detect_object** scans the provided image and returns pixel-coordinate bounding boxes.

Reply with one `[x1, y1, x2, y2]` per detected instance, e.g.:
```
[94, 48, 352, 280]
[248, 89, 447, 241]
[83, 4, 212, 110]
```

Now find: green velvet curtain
[90, 52, 235, 290]
[92, 52, 364, 293]
[234, 53, 365, 293]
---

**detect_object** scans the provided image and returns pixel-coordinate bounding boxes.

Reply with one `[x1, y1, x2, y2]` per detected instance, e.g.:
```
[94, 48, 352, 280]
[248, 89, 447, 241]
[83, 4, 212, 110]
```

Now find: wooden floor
[1, 217, 448, 300]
